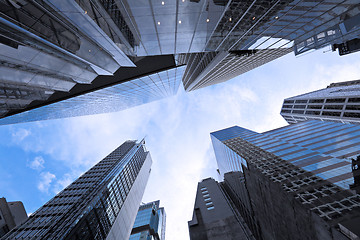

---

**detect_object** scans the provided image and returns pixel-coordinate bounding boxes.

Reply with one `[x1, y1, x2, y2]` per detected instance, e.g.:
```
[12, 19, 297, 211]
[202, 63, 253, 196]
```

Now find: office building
[0, 198, 28, 237]
[180, 1, 360, 91]
[1, 0, 360, 124]
[2, 139, 152, 240]
[188, 177, 254, 240]
[281, 79, 360, 124]
[129, 200, 166, 240]
[210, 121, 360, 239]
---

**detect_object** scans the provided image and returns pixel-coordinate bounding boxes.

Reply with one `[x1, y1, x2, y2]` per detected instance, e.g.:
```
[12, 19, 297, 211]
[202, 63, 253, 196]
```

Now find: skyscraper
[0, 198, 28, 237]
[281, 79, 360, 124]
[2, 139, 152, 240]
[210, 121, 360, 239]
[129, 200, 166, 240]
[180, 0, 360, 91]
[1, 0, 360, 124]
[188, 177, 254, 240]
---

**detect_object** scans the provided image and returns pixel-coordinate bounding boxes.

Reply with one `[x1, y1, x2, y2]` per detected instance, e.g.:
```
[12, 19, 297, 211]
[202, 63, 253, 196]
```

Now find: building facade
[210, 122, 360, 239]
[129, 200, 165, 240]
[180, 1, 360, 91]
[281, 79, 360, 124]
[2, 140, 152, 240]
[188, 177, 254, 240]
[0, 198, 28, 238]
[1, 0, 360, 124]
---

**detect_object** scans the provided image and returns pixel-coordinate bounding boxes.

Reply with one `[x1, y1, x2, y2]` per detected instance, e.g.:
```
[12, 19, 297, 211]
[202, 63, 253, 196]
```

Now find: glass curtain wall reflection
[210, 120, 360, 239]
[212, 120, 360, 190]
[129, 200, 166, 240]
[2, 140, 152, 240]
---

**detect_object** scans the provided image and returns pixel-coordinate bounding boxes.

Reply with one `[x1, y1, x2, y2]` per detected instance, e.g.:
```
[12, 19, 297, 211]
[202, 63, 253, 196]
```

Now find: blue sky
[1, 48, 360, 239]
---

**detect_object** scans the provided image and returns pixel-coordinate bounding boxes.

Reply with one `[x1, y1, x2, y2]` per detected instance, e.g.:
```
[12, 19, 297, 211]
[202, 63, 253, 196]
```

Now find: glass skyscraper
[2, 139, 152, 240]
[281, 79, 360, 124]
[1, 0, 360, 124]
[129, 200, 166, 240]
[210, 121, 360, 239]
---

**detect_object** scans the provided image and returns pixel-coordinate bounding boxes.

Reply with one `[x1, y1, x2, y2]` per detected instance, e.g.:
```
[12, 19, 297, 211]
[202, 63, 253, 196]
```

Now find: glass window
[309, 99, 324, 103]
[207, 206, 215, 210]
[326, 98, 345, 103]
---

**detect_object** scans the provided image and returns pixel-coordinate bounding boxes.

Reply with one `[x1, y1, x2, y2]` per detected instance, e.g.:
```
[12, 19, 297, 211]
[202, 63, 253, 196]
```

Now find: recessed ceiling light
[206, 19, 209, 23]
[157, 21, 161, 25]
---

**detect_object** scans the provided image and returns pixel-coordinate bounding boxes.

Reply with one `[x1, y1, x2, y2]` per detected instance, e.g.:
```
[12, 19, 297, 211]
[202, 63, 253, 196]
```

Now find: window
[293, 105, 306, 109]
[322, 111, 341, 116]
[207, 206, 215, 210]
[307, 105, 322, 109]
[295, 100, 307, 103]
[324, 105, 343, 110]
[344, 112, 360, 118]
[204, 198, 211, 202]
[346, 105, 360, 110]
[200, 187, 207, 191]
[203, 194, 210, 198]
[282, 105, 293, 108]
[205, 202, 213, 206]
[326, 98, 345, 103]
[309, 99, 324, 103]
[201, 190, 208, 194]
[305, 111, 320, 115]
[292, 110, 304, 114]
[281, 109, 291, 113]
[348, 98, 360, 103]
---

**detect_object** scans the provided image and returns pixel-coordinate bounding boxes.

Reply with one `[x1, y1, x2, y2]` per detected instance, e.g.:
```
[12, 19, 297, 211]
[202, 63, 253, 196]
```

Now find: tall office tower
[1, 0, 360, 124]
[0, 198, 28, 237]
[129, 200, 166, 240]
[281, 79, 360, 124]
[188, 177, 254, 240]
[180, 1, 360, 91]
[2, 139, 152, 240]
[0, 0, 184, 124]
[210, 121, 360, 239]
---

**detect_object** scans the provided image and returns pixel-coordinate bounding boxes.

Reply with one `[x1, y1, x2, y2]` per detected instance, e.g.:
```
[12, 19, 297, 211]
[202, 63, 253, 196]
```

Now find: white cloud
[28, 156, 45, 170]
[37, 172, 56, 193]
[11, 128, 31, 142]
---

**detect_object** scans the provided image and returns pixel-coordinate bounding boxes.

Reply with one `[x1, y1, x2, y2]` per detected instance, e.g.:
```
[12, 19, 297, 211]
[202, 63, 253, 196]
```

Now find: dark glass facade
[2, 140, 152, 240]
[0, 66, 185, 124]
[129, 200, 166, 240]
[1, 0, 360, 124]
[211, 121, 360, 239]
